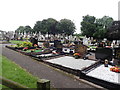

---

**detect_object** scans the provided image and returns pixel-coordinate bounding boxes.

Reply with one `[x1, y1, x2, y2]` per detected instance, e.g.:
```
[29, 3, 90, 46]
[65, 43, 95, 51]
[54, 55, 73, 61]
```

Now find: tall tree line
[81, 15, 114, 39]
[15, 18, 76, 35]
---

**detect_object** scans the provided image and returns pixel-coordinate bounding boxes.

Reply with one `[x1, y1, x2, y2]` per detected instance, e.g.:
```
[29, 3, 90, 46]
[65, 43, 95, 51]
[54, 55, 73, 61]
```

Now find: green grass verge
[10, 40, 25, 44]
[0, 84, 12, 89]
[0, 55, 38, 88]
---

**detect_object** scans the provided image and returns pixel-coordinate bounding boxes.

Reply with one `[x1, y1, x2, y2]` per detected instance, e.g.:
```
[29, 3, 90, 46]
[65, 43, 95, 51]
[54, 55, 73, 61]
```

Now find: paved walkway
[1, 44, 101, 89]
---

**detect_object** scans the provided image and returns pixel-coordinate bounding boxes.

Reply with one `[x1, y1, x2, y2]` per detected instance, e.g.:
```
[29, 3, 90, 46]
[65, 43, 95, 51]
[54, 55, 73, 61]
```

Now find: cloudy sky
[0, 0, 119, 33]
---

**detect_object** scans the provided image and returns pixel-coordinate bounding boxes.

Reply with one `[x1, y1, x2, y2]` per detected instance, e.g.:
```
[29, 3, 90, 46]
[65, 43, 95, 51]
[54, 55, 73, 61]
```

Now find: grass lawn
[10, 40, 25, 44]
[0, 55, 38, 88]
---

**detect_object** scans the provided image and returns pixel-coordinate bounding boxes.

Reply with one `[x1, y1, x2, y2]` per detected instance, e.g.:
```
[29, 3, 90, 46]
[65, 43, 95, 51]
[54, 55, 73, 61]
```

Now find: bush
[12, 41, 33, 48]
[22, 42, 32, 47]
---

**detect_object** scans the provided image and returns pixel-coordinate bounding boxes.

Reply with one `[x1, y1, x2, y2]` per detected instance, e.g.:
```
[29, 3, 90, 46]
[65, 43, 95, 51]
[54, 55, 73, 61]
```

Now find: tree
[93, 28, 107, 39]
[81, 15, 114, 39]
[45, 18, 58, 35]
[15, 26, 32, 34]
[96, 16, 113, 29]
[81, 15, 96, 37]
[56, 19, 76, 35]
[24, 25, 32, 34]
[33, 18, 58, 35]
[107, 21, 120, 40]
[15, 26, 25, 34]
[94, 16, 114, 39]
[33, 21, 42, 33]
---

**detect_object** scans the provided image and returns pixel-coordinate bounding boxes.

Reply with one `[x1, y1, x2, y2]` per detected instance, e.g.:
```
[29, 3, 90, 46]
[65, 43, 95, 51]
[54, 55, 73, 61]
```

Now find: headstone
[83, 37, 88, 46]
[54, 40, 63, 53]
[30, 37, 38, 46]
[43, 41, 50, 48]
[95, 48, 113, 61]
[75, 44, 87, 57]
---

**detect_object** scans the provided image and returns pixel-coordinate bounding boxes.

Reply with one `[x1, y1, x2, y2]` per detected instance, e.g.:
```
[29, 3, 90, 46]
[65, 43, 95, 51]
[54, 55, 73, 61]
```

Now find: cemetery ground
[0, 44, 103, 89]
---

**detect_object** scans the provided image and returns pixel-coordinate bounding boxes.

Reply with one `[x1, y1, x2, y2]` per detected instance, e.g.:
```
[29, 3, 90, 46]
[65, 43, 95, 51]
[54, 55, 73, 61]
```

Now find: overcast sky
[0, 0, 119, 33]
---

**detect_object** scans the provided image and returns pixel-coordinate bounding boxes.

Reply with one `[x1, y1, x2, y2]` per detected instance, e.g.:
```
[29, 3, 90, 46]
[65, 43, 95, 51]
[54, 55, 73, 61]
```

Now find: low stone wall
[81, 62, 120, 89]
[80, 74, 120, 89]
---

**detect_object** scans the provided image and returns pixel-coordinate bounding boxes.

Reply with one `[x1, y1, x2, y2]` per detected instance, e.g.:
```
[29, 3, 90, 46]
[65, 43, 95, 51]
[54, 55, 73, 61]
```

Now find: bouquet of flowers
[23, 47, 28, 51]
[34, 44, 38, 47]
[73, 53, 81, 59]
[110, 66, 120, 73]
[31, 49, 35, 52]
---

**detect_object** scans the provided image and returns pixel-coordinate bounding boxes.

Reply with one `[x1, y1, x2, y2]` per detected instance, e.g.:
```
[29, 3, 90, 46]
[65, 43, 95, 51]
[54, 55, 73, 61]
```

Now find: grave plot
[87, 65, 120, 84]
[31, 53, 60, 60]
[46, 56, 95, 70]
[44, 56, 96, 76]
[82, 64, 120, 88]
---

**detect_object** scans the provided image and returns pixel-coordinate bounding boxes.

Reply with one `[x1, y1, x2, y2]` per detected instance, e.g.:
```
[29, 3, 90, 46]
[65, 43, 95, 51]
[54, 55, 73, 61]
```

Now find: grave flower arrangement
[34, 44, 38, 47]
[73, 53, 81, 59]
[31, 49, 35, 52]
[22, 41, 32, 47]
[110, 66, 120, 73]
[23, 47, 28, 51]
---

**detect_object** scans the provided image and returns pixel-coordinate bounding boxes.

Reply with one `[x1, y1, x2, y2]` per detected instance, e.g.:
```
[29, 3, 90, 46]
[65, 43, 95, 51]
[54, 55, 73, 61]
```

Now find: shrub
[22, 42, 32, 47]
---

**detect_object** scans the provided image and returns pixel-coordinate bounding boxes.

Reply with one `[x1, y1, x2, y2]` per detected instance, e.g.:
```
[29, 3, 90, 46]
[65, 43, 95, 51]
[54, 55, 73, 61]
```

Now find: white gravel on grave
[87, 65, 120, 84]
[46, 56, 95, 70]
[36, 53, 53, 57]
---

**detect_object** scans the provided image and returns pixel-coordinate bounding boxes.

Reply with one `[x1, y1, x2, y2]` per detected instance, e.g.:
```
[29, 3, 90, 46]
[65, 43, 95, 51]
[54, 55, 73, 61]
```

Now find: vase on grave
[104, 59, 108, 67]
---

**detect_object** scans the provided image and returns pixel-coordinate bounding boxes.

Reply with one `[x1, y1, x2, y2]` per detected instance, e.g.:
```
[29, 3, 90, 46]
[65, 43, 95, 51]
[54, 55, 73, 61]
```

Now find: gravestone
[95, 48, 113, 61]
[30, 37, 38, 46]
[114, 48, 120, 60]
[54, 40, 63, 53]
[83, 37, 88, 46]
[43, 41, 50, 48]
[75, 44, 87, 58]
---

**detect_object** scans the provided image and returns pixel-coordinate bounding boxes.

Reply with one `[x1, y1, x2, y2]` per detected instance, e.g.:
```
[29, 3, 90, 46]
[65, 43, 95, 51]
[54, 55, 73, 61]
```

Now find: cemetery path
[1, 44, 101, 89]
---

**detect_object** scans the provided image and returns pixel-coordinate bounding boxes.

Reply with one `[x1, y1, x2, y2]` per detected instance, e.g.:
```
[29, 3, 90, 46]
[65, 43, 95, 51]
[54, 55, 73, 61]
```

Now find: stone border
[81, 63, 120, 89]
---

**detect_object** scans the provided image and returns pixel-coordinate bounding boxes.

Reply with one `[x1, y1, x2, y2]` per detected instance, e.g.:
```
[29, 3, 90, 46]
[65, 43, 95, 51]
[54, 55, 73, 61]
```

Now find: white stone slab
[46, 56, 95, 70]
[87, 65, 120, 84]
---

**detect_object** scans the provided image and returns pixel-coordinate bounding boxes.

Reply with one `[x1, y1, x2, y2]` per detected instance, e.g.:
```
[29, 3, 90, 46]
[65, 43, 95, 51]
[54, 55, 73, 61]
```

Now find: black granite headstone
[54, 40, 63, 53]
[114, 48, 120, 60]
[30, 37, 38, 46]
[95, 48, 113, 61]
[54, 40, 58, 47]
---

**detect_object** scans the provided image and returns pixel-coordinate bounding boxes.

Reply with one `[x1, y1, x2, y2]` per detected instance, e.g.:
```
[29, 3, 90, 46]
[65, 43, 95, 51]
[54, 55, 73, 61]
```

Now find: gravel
[87, 65, 120, 84]
[46, 56, 95, 70]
